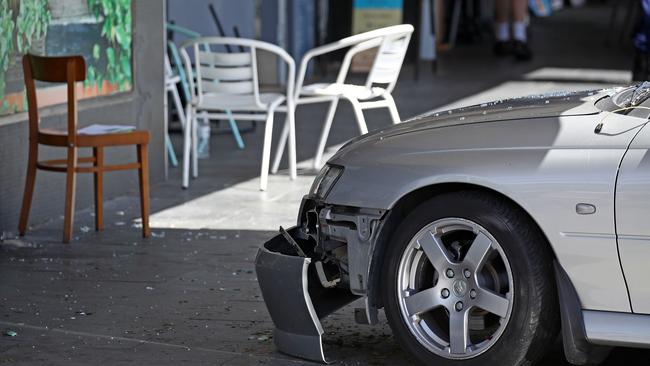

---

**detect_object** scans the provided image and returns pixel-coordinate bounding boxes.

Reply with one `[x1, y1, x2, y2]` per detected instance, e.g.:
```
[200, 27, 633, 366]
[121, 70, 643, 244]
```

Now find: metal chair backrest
[366, 29, 412, 92]
[179, 37, 295, 110]
[196, 47, 258, 96]
[22, 54, 86, 140]
[166, 23, 205, 102]
[164, 52, 175, 81]
[294, 24, 414, 99]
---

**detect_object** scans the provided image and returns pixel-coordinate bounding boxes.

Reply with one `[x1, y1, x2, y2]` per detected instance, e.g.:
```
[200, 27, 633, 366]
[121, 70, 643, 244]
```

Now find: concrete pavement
[2, 3, 650, 365]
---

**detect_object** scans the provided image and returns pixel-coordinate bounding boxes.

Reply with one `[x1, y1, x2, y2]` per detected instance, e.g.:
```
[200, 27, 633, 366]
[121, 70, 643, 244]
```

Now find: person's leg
[633, 0, 650, 81]
[512, 0, 527, 23]
[511, 0, 532, 61]
[494, 0, 511, 56]
[495, 0, 510, 23]
[512, 0, 527, 40]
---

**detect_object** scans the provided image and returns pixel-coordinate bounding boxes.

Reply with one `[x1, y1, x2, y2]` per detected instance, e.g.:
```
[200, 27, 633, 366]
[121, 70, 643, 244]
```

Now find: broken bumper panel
[255, 226, 357, 363]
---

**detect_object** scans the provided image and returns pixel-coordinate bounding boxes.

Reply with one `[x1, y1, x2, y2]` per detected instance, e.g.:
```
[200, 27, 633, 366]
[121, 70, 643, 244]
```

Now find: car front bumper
[254, 197, 386, 362]
[255, 225, 358, 363]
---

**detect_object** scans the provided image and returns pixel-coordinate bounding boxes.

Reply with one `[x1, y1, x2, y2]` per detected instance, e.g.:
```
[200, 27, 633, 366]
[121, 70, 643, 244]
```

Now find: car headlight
[310, 165, 343, 198]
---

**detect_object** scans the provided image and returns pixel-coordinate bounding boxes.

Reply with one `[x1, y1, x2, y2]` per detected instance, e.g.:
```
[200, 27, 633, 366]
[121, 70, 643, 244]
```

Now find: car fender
[326, 114, 646, 313]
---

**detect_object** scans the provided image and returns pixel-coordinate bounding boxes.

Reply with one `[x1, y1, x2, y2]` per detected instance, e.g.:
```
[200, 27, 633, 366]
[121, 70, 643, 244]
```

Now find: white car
[256, 85, 650, 365]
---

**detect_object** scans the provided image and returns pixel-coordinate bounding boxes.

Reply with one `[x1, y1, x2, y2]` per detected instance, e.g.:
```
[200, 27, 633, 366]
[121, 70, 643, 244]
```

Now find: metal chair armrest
[295, 37, 384, 98]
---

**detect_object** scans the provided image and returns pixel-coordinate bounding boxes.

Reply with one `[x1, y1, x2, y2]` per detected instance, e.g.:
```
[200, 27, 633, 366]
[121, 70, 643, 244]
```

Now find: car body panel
[331, 89, 607, 162]
[615, 122, 650, 314]
[255, 88, 650, 363]
[584, 310, 650, 348]
[325, 107, 647, 312]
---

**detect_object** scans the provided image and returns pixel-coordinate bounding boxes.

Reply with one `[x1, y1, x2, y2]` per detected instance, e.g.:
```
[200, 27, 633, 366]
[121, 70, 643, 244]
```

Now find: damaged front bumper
[255, 197, 386, 363]
[255, 227, 358, 363]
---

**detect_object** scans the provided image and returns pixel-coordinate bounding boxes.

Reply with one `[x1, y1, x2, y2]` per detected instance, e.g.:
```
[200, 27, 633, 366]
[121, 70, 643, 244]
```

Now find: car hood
[331, 88, 611, 161]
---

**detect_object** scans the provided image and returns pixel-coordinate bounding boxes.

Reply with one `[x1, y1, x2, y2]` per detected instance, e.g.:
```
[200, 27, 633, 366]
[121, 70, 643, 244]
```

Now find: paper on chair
[78, 124, 136, 135]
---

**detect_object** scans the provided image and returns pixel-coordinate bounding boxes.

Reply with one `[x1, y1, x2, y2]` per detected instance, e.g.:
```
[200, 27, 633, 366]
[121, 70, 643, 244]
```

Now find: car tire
[382, 190, 559, 366]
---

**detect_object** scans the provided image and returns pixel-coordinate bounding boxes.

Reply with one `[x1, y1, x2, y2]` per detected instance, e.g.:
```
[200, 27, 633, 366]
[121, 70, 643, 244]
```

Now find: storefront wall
[167, 0, 256, 41]
[0, 1, 165, 233]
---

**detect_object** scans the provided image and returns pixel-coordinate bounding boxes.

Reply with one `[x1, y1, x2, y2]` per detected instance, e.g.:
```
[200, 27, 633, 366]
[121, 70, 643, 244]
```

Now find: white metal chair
[179, 37, 296, 191]
[271, 24, 414, 172]
[167, 24, 245, 152]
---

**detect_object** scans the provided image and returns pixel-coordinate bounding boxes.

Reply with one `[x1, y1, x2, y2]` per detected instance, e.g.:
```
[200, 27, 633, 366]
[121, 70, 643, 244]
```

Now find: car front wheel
[382, 190, 559, 366]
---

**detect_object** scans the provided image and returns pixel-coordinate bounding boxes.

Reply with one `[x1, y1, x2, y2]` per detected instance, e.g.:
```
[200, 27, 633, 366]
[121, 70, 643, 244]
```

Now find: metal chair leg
[346, 97, 369, 134]
[384, 94, 402, 124]
[192, 111, 200, 178]
[286, 103, 297, 181]
[182, 105, 192, 188]
[165, 134, 178, 167]
[313, 98, 340, 170]
[227, 110, 245, 149]
[260, 111, 275, 191]
[271, 115, 290, 174]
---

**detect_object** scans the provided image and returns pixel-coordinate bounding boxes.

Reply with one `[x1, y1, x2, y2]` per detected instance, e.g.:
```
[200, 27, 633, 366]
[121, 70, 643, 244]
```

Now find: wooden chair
[18, 54, 151, 243]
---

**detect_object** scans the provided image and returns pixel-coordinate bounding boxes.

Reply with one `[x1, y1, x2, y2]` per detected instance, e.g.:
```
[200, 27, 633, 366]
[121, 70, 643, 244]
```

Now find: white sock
[513, 21, 527, 42]
[495, 22, 509, 42]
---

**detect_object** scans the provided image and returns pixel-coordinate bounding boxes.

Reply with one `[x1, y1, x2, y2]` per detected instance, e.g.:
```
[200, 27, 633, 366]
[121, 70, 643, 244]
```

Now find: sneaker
[512, 40, 532, 61]
[493, 41, 511, 57]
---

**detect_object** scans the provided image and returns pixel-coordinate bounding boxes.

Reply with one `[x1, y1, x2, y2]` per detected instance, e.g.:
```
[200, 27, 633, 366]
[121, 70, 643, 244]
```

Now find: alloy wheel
[396, 217, 514, 360]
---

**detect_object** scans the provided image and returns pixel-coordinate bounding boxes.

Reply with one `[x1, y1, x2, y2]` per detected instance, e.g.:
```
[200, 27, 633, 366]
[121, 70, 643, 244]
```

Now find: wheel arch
[367, 182, 557, 310]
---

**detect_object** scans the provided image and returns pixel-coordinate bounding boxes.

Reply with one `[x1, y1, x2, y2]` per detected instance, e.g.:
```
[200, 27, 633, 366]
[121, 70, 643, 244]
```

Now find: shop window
[0, 0, 133, 116]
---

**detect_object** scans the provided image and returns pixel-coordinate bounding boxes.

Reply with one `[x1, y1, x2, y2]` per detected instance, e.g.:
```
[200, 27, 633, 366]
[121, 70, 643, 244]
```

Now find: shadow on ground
[1, 225, 650, 365]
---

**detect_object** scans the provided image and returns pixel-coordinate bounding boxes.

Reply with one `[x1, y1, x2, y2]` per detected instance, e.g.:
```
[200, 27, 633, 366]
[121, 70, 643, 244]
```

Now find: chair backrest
[167, 40, 191, 101]
[164, 52, 175, 80]
[179, 37, 295, 110]
[165, 23, 211, 102]
[365, 27, 413, 92]
[22, 54, 86, 141]
[295, 24, 413, 98]
[165, 22, 201, 39]
[197, 47, 258, 96]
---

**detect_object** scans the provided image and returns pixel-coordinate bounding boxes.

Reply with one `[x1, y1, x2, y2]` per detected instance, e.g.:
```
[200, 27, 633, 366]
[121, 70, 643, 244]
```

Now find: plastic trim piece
[256, 241, 326, 363]
[584, 310, 650, 349]
[554, 261, 611, 365]
[255, 227, 359, 363]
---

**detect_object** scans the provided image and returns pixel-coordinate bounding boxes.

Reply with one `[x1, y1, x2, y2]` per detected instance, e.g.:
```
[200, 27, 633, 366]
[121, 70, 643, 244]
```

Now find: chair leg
[346, 97, 369, 134]
[192, 111, 200, 178]
[18, 142, 38, 236]
[271, 115, 290, 174]
[313, 98, 340, 170]
[286, 104, 297, 181]
[170, 85, 186, 129]
[137, 144, 151, 238]
[182, 104, 192, 188]
[227, 110, 245, 149]
[260, 112, 275, 191]
[384, 94, 402, 124]
[165, 134, 178, 167]
[63, 146, 77, 243]
[93, 147, 104, 231]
